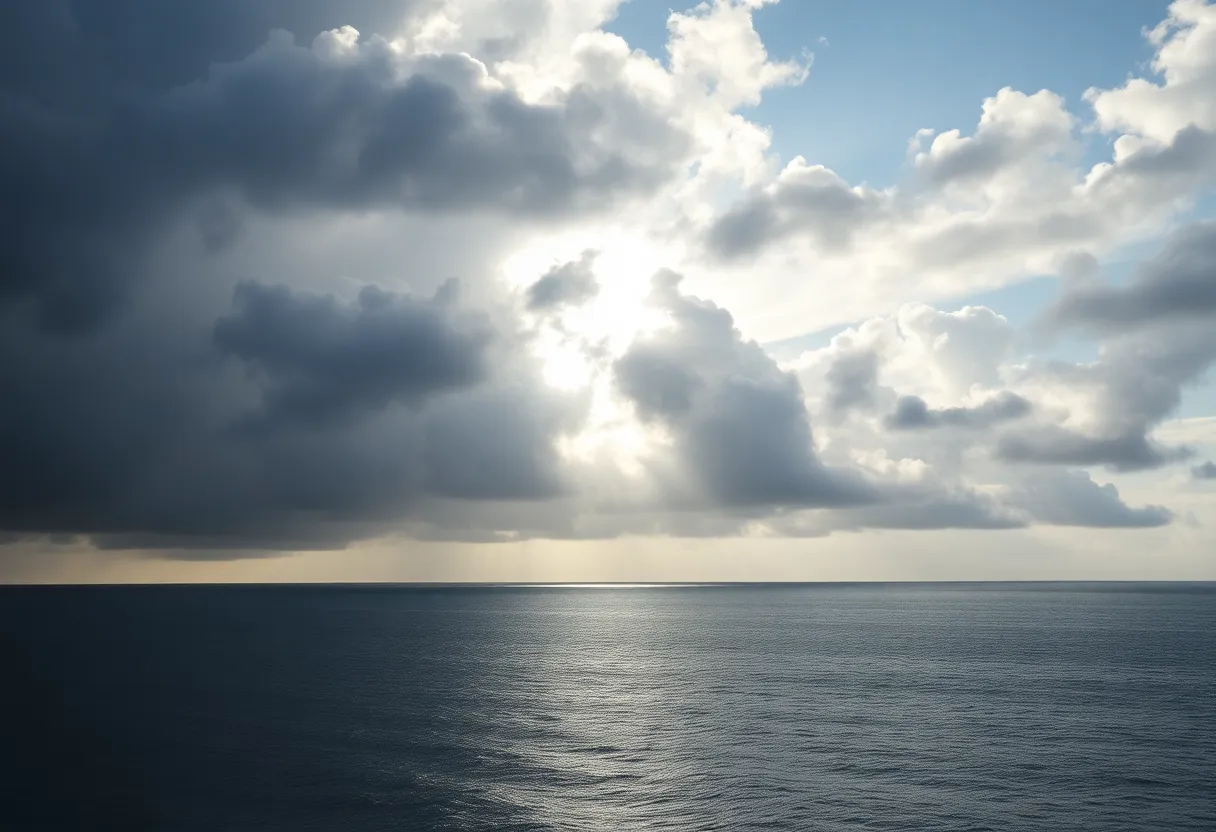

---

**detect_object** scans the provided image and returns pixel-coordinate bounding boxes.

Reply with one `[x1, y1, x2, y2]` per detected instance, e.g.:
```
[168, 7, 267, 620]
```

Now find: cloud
[791, 303, 1015, 418]
[0, 0, 821, 553]
[1004, 278, 1216, 471]
[1193, 460, 1216, 479]
[996, 428, 1187, 472]
[2, 0, 1214, 559]
[692, 9, 1216, 341]
[615, 272, 876, 509]
[0, 11, 691, 331]
[887, 392, 1031, 431]
[785, 481, 1029, 534]
[1085, 0, 1216, 145]
[1009, 470, 1173, 528]
[1068, 334, 1212, 463]
[214, 280, 493, 425]
[824, 345, 881, 415]
[912, 88, 1077, 188]
[0, 268, 581, 551]
[0, 0, 426, 99]
[1047, 221, 1216, 331]
[707, 160, 885, 259]
[526, 251, 600, 310]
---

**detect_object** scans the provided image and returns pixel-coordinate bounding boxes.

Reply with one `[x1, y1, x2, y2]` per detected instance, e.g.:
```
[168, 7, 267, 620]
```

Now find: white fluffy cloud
[688, 1, 1216, 340]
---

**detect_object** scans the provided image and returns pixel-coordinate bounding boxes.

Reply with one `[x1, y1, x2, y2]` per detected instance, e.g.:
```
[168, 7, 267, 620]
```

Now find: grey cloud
[0, 0, 427, 101]
[840, 492, 1026, 531]
[996, 428, 1187, 472]
[706, 166, 883, 260]
[1193, 460, 1216, 480]
[1010, 470, 1173, 528]
[1048, 220, 1216, 331]
[860, 494, 1026, 530]
[825, 348, 880, 414]
[151, 38, 680, 213]
[0, 9, 689, 331]
[1000, 318, 1216, 471]
[0, 272, 582, 552]
[526, 251, 600, 311]
[1092, 125, 1216, 202]
[214, 281, 492, 425]
[615, 272, 876, 509]
[769, 484, 1028, 535]
[887, 392, 1032, 431]
[419, 381, 577, 502]
[942, 159, 1216, 477]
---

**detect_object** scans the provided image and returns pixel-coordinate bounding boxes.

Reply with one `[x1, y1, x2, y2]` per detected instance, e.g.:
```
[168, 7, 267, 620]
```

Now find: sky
[2, 0, 1216, 583]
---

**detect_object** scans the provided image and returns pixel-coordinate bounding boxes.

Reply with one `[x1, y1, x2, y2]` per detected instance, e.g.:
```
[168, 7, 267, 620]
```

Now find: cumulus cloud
[3, 0, 1215, 559]
[708, 160, 886, 259]
[693, 5, 1216, 341]
[1085, 0, 1216, 144]
[615, 272, 876, 509]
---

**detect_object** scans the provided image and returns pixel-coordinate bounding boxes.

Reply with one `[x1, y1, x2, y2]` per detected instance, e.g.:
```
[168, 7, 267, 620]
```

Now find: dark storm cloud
[886, 392, 1032, 431]
[0, 0, 423, 329]
[1047, 221, 1216, 331]
[1193, 461, 1216, 480]
[0, 4, 687, 330]
[0, 0, 426, 100]
[214, 281, 492, 425]
[615, 272, 876, 508]
[526, 252, 600, 311]
[0, 0, 686, 552]
[1010, 471, 1172, 528]
[0, 274, 580, 552]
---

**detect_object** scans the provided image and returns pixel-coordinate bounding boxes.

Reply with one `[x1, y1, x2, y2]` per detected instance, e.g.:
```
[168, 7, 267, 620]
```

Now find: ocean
[1, 583, 1213, 831]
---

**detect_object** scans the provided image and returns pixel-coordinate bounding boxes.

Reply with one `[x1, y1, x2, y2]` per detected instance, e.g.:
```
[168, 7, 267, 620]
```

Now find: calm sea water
[1, 583, 1214, 831]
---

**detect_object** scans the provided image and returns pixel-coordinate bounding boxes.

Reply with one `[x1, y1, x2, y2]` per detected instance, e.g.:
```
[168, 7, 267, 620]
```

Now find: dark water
[2, 583, 1214, 831]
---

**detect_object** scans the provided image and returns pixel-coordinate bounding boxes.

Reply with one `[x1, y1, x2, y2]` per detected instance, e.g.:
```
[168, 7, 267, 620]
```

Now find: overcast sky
[3, 0, 1216, 583]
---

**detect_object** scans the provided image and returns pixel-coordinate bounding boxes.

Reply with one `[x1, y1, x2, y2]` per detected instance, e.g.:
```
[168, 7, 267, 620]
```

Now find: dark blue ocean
[2, 583, 1214, 831]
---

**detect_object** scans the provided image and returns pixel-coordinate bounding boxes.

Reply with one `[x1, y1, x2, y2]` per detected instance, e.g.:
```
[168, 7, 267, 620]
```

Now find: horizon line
[3, 579, 1215, 589]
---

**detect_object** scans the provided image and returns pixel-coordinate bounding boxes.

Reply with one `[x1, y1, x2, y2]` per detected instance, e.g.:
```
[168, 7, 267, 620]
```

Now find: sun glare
[497, 228, 680, 474]
[502, 228, 676, 385]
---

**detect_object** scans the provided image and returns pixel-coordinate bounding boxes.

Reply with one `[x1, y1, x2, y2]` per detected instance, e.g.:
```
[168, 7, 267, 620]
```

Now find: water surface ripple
[2, 583, 1213, 830]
